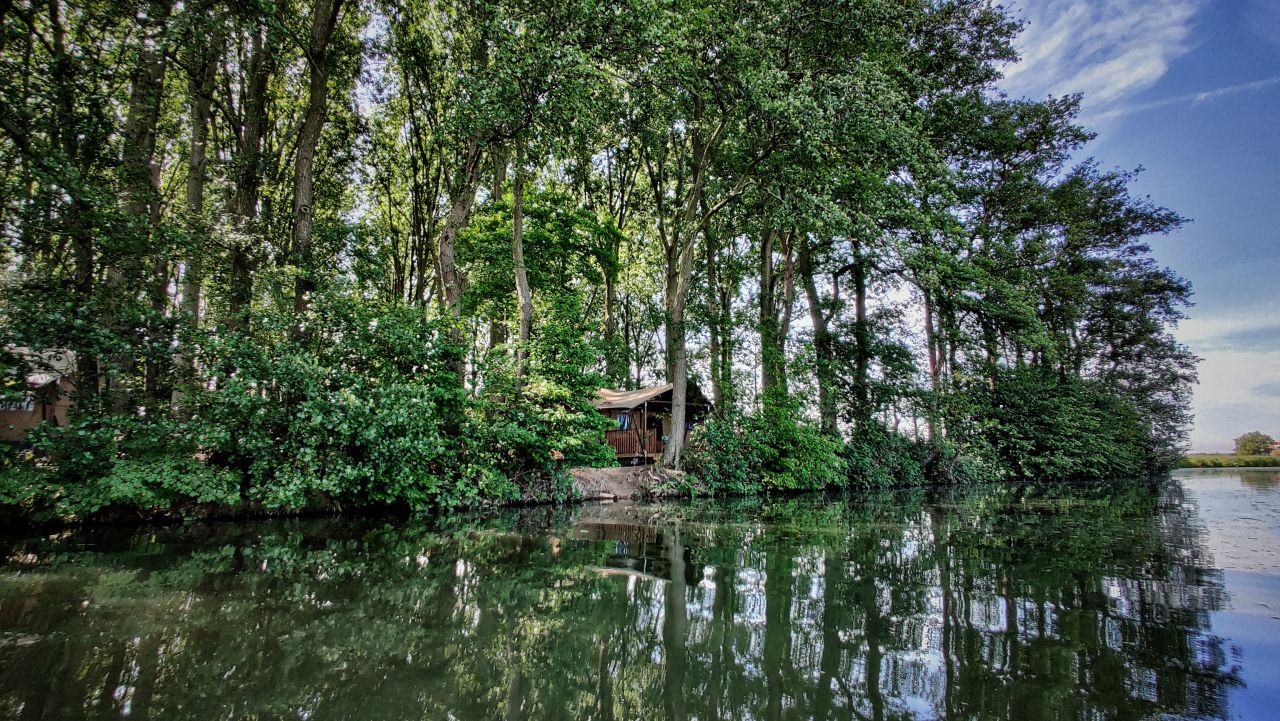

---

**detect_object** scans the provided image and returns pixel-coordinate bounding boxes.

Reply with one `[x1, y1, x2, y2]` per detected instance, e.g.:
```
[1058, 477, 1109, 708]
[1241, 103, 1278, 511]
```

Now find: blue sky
[998, 0, 1280, 452]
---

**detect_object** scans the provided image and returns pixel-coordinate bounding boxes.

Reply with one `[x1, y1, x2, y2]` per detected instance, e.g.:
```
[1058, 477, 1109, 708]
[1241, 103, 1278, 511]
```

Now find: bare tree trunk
[851, 244, 870, 414]
[703, 193, 725, 411]
[227, 25, 273, 331]
[759, 228, 793, 412]
[512, 147, 533, 396]
[291, 0, 344, 318]
[922, 286, 940, 441]
[660, 97, 714, 468]
[120, 0, 173, 402]
[438, 139, 486, 381]
[488, 144, 509, 352]
[604, 270, 621, 384]
[797, 236, 837, 435]
[663, 240, 694, 466]
[121, 0, 171, 228]
[759, 228, 778, 401]
[174, 25, 219, 403]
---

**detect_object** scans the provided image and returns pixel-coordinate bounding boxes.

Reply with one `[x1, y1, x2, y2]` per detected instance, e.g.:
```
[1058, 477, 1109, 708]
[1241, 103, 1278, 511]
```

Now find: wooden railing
[604, 429, 664, 457]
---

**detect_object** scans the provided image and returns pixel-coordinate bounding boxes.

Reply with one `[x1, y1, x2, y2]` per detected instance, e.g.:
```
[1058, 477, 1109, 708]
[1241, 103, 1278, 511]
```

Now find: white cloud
[1001, 0, 1205, 112]
[1087, 75, 1280, 121]
[1177, 307, 1280, 452]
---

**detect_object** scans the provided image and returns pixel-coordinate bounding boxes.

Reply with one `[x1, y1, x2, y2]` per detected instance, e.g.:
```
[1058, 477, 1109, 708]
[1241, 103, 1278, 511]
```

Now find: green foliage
[841, 423, 927, 489]
[686, 406, 846, 494]
[1, 413, 238, 523]
[471, 382, 617, 503]
[683, 417, 768, 495]
[191, 293, 478, 510]
[162, 289, 609, 515]
[948, 367, 1158, 481]
[1234, 431, 1276, 457]
[1180, 454, 1280, 469]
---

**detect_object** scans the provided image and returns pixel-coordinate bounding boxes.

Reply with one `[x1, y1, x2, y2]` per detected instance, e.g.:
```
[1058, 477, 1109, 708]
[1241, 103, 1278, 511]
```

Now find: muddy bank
[568, 465, 691, 501]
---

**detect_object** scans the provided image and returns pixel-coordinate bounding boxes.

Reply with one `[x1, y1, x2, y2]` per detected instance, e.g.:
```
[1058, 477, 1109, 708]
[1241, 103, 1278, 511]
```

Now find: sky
[997, 0, 1280, 452]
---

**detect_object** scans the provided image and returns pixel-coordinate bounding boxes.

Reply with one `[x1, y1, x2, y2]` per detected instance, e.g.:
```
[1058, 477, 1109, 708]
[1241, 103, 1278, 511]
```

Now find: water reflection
[0, 481, 1243, 720]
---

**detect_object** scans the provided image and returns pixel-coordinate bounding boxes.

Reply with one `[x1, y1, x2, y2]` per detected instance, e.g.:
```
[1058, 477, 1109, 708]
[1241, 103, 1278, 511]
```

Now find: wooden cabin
[1, 348, 76, 443]
[593, 383, 711, 463]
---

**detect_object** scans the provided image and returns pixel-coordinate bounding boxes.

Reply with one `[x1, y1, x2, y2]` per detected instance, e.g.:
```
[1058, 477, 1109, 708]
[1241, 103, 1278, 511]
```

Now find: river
[1, 468, 1277, 720]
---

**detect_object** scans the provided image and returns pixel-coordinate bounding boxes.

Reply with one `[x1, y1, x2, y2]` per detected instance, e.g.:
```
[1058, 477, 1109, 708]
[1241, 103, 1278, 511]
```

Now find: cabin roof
[592, 383, 712, 413]
[593, 384, 675, 410]
[4, 346, 75, 388]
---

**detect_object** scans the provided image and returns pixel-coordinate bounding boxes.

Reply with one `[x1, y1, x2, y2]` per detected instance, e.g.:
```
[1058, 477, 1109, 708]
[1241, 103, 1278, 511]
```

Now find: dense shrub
[471, 380, 617, 503]
[842, 423, 927, 489]
[685, 406, 846, 494]
[1, 412, 238, 523]
[683, 417, 768, 495]
[190, 296, 484, 509]
[948, 367, 1158, 480]
[3, 291, 618, 522]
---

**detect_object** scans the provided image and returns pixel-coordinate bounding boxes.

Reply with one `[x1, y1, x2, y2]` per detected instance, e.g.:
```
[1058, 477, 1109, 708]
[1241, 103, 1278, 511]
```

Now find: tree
[0, 0, 1203, 517]
[1235, 432, 1276, 456]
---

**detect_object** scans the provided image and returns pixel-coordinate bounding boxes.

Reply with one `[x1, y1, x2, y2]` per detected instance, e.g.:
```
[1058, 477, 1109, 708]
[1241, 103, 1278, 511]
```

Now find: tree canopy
[1234, 432, 1276, 457]
[0, 0, 1198, 520]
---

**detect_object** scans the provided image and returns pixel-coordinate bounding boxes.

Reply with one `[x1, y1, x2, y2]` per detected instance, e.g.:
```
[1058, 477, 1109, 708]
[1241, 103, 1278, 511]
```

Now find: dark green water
[3, 470, 1279, 720]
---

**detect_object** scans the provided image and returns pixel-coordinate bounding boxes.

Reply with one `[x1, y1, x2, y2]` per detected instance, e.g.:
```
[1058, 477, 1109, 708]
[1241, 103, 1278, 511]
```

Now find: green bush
[1, 412, 238, 523]
[948, 367, 1158, 481]
[842, 423, 927, 489]
[2, 285, 624, 523]
[471, 379, 617, 503]
[685, 406, 846, 494]
[684, 416, 767, 495]
[191, 295, 475, 510]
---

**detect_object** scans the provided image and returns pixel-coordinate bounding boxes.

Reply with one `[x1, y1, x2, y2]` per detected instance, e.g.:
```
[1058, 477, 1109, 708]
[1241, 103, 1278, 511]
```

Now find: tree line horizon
[0, 0, 1198, 521]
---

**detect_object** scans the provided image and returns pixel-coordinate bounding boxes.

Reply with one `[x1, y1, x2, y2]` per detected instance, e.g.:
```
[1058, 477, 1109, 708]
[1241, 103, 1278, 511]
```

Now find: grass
[1178, 454, 1280, 468]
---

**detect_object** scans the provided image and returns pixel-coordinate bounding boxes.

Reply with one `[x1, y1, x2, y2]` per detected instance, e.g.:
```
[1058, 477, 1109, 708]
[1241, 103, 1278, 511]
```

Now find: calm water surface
[2, 470, 1279, 720]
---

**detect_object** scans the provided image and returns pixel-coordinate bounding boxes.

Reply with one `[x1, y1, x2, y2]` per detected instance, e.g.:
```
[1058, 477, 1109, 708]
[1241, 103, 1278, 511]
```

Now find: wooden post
[641, 402, 649, 463]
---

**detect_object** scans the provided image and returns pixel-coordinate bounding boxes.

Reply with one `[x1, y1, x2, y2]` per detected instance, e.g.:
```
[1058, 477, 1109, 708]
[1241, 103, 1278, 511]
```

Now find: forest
[0, 0, 1198, 521]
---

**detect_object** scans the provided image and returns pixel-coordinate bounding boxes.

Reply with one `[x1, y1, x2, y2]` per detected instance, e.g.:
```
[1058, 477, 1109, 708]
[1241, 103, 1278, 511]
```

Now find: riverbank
[1180, 454, 1280, 468]
[0, 464, 695, 531]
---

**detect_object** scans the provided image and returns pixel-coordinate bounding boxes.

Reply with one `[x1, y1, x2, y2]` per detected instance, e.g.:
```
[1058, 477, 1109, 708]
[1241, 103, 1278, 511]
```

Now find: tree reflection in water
[0, 480, 1242, 720]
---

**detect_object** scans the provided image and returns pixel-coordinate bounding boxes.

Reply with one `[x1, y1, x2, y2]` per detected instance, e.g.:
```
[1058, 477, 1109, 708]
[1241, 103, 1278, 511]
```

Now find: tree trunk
[291, 0, 344, 318]
[42, 2, 99, 397]
[120, 0, 173, 402]
[512, 147, 533, 396]
[703, 192, 726, 411]
[797, 236, 837, 435]
[438, 139, 486, 381]
[121, 0, 171, 229]
[604, 271, 621, 383]
[488, 143, 509, 353]
[227, 25, 273, 331]
[174, 25, 219, 403]
[759, 228, 793, 412]
[759, 228, 779, 406]
[922, 286, 940, 440]
[657, 93, 717, 467]
[852, 244, 870, 415]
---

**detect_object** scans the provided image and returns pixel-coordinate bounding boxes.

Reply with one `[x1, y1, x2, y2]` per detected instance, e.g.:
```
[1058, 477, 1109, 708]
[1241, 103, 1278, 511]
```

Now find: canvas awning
[593, 384, 676, 410]
[592, 384, 711, 417]
[4, 347, 75, 388]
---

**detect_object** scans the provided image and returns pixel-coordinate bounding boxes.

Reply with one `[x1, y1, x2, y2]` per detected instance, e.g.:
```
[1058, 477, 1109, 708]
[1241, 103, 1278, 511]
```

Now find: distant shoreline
[1179, 454, 1280, 468]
